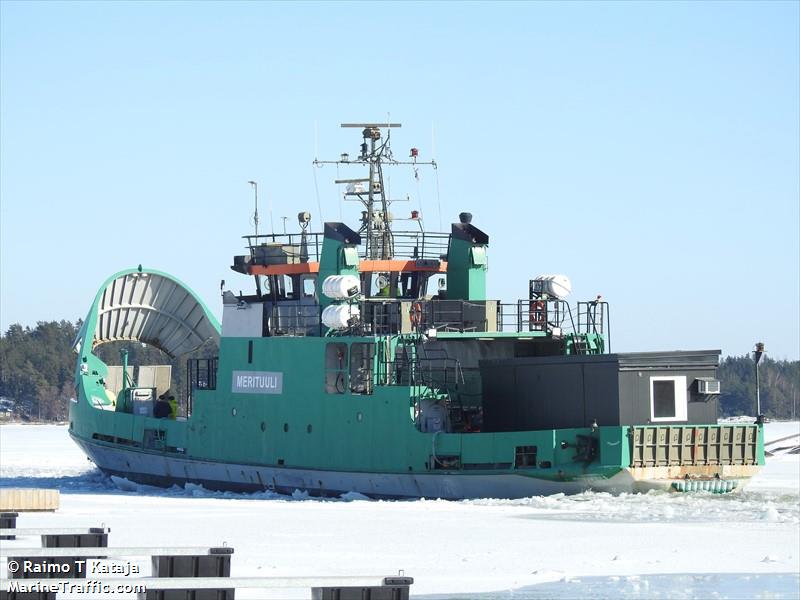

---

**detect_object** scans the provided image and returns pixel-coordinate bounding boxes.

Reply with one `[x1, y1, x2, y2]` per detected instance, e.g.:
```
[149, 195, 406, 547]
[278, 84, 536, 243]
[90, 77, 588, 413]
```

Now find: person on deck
[155, 390, 177, 419]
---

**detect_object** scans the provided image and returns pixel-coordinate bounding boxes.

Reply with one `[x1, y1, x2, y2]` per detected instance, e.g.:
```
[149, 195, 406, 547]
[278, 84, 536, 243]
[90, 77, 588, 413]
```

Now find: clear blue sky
[2, 1, 798, 359]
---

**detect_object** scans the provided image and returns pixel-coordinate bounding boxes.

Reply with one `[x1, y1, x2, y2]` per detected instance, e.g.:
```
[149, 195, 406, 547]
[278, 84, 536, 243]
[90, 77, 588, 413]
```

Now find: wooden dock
[0, 489, 59, 512]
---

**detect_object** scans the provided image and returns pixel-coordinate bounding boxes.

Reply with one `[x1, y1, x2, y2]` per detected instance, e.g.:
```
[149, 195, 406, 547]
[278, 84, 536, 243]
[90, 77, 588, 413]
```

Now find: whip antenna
[432, 123, 442, 230]
[247, 180, 259, 240]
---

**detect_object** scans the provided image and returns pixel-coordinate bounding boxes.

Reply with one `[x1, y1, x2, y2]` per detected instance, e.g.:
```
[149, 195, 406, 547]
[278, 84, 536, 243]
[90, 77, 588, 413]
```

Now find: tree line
[0, 320, 797, 421]
[717, 354, 798, 419]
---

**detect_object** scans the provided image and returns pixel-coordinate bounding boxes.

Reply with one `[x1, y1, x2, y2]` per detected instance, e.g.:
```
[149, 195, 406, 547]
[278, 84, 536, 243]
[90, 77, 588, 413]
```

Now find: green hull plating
[70, 306, 764, 498]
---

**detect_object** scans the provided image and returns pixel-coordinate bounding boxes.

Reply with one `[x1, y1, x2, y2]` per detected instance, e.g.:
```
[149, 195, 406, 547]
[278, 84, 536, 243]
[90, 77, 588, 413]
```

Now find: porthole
[260, 422, 266, 432]
[356, 411, 363, 423]
[232, 408, 237, 417]
[307, 424, 312, 433]
[283, 423, 289, 432]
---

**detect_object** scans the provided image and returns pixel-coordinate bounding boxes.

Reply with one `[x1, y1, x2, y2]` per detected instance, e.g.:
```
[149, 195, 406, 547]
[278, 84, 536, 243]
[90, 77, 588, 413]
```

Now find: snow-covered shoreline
[1, 423, 798, 599]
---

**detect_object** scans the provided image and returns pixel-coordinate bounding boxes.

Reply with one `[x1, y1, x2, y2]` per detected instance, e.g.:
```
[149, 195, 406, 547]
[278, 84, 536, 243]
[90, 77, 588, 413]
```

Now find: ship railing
[577, 300, 609, 336]
[391, 357, 465, 392]
[497, 301, 529, 332]
[357, 298, 497, 335]
[244, 232, 324, 264]
[333, 297, 603, 339]
[186, 357, 218, 416]
[496, 299, 578, 334]
[413, 298, 494, 333]
[387, 230, 450, 261]
[242, 230, 450, 264]
[362, 297, 604, 338]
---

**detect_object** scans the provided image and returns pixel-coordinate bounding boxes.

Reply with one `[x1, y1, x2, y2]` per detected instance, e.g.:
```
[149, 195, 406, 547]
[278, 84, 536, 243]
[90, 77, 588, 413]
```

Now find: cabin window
[283, 275, 294, 299]
[325, 343, 348, 394]
[302, 277, 316, 298]
[349, 343, 375, 395]
[428, 275, 447, 298]
[342, 247, 359, 266]
[649, 376, 687, 422]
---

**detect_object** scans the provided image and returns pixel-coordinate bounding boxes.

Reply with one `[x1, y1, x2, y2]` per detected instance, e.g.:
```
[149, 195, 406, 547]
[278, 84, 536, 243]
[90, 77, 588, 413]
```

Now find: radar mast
[314, 123, 437, 259]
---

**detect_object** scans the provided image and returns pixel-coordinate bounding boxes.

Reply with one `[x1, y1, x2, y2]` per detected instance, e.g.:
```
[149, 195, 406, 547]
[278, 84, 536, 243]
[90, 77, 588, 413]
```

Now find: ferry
[68, 123, 763, 498]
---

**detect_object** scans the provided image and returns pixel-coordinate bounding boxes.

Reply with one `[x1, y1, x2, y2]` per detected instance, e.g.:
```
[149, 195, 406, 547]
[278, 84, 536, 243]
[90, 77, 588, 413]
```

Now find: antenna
[247, 181, 259, 241]
[432, 123, 443, 231]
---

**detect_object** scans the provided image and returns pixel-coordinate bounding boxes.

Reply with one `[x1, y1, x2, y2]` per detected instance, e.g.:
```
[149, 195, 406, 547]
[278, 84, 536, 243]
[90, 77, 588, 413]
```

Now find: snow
[1, 423, 798, 599]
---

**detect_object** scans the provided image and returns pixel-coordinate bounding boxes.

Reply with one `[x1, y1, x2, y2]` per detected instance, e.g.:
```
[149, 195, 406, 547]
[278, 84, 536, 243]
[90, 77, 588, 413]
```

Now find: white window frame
[649, 375, 688, 422]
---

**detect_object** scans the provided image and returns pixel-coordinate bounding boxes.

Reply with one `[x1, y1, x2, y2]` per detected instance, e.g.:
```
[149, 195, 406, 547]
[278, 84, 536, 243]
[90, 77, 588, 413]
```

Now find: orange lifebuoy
[410, 302, 424, 328]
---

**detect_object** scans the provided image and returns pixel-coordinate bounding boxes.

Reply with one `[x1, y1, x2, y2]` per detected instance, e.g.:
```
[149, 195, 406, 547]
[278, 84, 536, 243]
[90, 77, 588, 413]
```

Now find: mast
[314, 123, 437, 260]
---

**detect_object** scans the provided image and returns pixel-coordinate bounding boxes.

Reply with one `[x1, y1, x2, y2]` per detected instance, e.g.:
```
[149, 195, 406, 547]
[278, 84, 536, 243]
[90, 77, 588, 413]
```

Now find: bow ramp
[77, 268, 220, 358]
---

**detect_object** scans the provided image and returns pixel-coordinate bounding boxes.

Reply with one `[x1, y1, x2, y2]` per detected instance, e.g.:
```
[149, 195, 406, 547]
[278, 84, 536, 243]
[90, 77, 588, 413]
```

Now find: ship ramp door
[630, 424, 760, 468]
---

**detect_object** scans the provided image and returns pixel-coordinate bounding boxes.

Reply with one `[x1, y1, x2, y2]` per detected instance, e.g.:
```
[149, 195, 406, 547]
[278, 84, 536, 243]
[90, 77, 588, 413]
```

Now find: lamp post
[753, 342, 765, 424]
